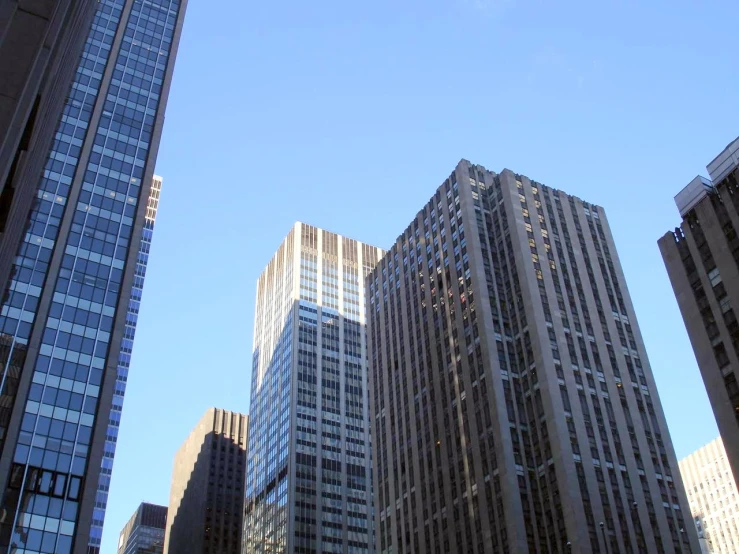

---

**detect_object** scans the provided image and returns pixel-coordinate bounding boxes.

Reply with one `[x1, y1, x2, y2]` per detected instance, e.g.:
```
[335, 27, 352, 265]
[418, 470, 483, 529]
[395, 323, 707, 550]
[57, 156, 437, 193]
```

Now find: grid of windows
[117, 502, 167, 554]
[370, 172, 511, 554]
[0, 1, 184, 552]
[245, 228, 294, 553]
[679, 437, 739, 554]
[0, 0, 127, 465]
[245, 223, 380, 554]
[369, 160, 698, 554]
[89, 176, 163, 551]
[202, 414, 247, 554]
[164, 409, 247, 554]
[662, 165, 739, 489]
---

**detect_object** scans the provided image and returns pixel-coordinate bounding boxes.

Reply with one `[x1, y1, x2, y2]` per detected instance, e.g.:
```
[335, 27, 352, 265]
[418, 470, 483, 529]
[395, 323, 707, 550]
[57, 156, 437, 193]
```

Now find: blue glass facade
[0, 0, 185, 552]
[88, 177, 162, 551]
[245, 228, 294, 553]
[245, 223, 380, 554]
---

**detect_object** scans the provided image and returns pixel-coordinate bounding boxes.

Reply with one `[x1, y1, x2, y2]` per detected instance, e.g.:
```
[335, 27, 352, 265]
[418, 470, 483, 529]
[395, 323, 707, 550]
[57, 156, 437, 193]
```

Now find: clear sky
[101, 0, 739, 551]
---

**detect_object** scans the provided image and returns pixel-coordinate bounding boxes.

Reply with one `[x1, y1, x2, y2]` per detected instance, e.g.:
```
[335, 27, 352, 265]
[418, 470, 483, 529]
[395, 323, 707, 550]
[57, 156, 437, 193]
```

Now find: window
[709, 267, 722, 287]
[714, 343, 730, 368]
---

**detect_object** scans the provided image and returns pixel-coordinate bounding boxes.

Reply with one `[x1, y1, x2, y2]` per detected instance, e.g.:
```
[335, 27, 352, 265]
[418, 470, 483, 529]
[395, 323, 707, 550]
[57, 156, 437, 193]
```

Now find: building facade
[659, 137, 739, 487]
[244, 223, 382, 553]
[0, 0, 98, 296]
[368, 160, 699, 553]
[117, 502, 167, 554]
[163, 408, 248, 554]
[89, 175, 163, 551]
[0, 1, 188, 552]
[680, 437, 739, 554]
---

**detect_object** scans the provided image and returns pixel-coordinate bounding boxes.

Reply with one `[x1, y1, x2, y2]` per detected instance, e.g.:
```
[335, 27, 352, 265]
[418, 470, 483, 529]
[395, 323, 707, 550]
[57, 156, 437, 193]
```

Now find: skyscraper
[659, 137, 739, 487]
[163, 408, 247, 554]
[0, 1, 98, 294]
[679, 437, 739, 554]
[0, 1, 188, 552]
[368, 161, 699, 553]
[117, 502, 167, 554]
[244, 223, 382, 553]
[89, 175, 164, 551]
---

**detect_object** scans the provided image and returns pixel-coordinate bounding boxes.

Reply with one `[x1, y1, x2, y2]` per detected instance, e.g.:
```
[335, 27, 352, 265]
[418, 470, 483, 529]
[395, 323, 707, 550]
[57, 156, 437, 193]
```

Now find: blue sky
[101, 0, 739, 551]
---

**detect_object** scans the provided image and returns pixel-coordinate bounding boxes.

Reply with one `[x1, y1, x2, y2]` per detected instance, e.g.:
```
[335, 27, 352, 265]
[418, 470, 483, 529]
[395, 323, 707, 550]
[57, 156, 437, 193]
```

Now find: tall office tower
[117, 502, 167, 554]
[679, 437, 739, 554]
[0, 0, 98, 294]
[244, 223, 382, 554]
[659, 137, 739, 487]
[164, 408, 248, 554]
[0, 0, 188, 552]
[368, 161, 699, 554]
[88, 175, 163, 551]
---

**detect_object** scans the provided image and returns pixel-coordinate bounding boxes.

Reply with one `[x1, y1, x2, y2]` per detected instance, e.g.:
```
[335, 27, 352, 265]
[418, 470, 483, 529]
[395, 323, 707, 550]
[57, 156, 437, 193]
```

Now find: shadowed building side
[117, 502, 167, 554]
[659, 137, 739, 487]
[164, 408, 247, 554]
[679, 437, 739, 554]
[244, 223, 381, 553]
[0, 0, 98, 296]
[0, 2, 189, 553]
[89, 175, 165, 551]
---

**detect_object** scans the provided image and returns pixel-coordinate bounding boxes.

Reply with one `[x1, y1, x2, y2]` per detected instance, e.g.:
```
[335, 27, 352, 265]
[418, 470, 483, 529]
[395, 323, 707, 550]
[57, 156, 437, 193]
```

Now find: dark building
[0, 0, 99, 296]
[117, 503, 167, 554]
[659, 137, 739, 487]
[164, 409, 248, 554]
[0, 1, 188, 553]
[368, 160, 699, 553]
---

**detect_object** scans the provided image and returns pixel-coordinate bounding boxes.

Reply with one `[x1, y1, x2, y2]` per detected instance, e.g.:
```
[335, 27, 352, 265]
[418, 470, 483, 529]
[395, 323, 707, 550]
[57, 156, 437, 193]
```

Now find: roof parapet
[707, 136, 739, 185]
[675, 175, 714, 217]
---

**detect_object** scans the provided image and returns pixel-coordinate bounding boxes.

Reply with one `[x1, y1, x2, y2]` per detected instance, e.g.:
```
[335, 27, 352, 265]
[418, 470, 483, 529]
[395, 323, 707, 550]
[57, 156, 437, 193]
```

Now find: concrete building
[164, 408, 248, 554]
[0, 0, 98, 295]
[660, 137, 739, 488]
[680, 437, 739, 554]
[244, 223, 382, 553]
[368, 161, 699, 553]
[0, 2, 188, 552]
[117, 503, 167, 554]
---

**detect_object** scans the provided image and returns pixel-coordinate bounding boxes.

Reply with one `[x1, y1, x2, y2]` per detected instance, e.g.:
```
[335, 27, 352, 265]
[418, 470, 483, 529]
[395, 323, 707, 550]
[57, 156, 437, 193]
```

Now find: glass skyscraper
[0, 1, 98, 299]
[244, 223, 382, 554]
[368, 161, 699, 553]
[164, 408, 247, 554]
[88, 175, 163, 551]
[0, 1, 187, 552]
